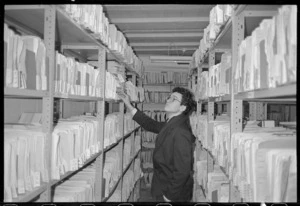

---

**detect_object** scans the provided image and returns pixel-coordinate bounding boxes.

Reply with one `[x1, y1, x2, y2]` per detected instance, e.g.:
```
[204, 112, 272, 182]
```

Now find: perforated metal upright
[38, 5, 56, 202]
[229, 8, 245, 202]
[95, 47, 106, 201]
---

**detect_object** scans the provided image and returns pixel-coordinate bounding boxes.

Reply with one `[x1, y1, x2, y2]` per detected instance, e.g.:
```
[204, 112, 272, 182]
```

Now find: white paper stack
[104, 112, 122, 148]
[4, 125, 48, 202]
[103, 148, 122, 198]
[189, 113, 208, 148]
[207, 165, 229, 202]
[122, 169, 135, 201]
[105, 71, 121, 100]
[53, 165, 96, 202]
[125, 81, 139, 102]
[211, 121, 230, 170]
[124, 112, 137, 135]
[4, 24, 48, 91]
[51, 115, 100, 180]
[234, 5, 297, 93]
[219, 52, 231, 95]
[123, 137, 134, 169]
[230, 122, 297, 202]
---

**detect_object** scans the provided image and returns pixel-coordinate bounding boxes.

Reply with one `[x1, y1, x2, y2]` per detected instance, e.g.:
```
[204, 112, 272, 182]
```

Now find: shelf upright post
[207, 49, 215, 177]
[40, 5, 56, 202]
[95, 47, 106, 201]
[120, 83, 125, 201]
[230, 7, 245, 202]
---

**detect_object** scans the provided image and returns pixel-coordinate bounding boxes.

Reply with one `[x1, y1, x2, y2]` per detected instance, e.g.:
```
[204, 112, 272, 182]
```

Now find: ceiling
[103, 4, 215, 58]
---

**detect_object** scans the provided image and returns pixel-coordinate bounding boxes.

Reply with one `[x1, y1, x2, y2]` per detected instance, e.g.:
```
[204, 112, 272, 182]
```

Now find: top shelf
[4, 5, 139, 76]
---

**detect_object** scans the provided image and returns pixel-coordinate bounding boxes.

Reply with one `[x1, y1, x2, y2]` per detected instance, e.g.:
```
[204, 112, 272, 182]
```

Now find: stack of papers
[51, 115, 100, 180]
[207, 165, 229, 202]
[104, 112, 122, 148]
[105, 71, 121, 100]
[4, 24, 48, 91]
[103, 147, 122, 198]
[197, 71, 209, 100]
[4, 125, 47, 202]
[122, 169, 135, 201]
[234, 5, 297, 93]
[143, 71, 188, 84]
[189, 113, 208, 148]
[55, 52, 101, 97]
[123, 137, 134, 170]
[125, 81, 139, 102]
[219, 52, 231, 95]
[230, 123, 296, 202]
[53, 165, 96, 202]
[124, 112, 138, 135]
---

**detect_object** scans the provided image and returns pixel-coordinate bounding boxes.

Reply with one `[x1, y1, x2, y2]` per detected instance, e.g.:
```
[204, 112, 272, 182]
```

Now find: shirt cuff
[163, 195, 171, 202]
[131, 108, 137, 116]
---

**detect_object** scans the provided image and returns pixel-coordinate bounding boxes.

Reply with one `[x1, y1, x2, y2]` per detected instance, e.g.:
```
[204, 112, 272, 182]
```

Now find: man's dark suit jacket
[133, 110, 195, 202]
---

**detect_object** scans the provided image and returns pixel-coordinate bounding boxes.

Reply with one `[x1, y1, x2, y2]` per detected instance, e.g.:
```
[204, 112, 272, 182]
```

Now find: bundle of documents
[104, 112, 122, 148]
[144, 91, 169, 103]
[189, 113, 208, 148]
[219, 52, 231, 95]
[230, 122, 297, 202]
[4, 24, 48, 91]
[55, 52, 101, 97]
[4, 125, 48, 202]
[208, 63, 224, 97]
[53, 164, 96, 202]
[63, 5, 109, 45]
[197, 71, 209, 99]
[51, 115, 100, 180]
[143, 172, 153, 188]
[143, 71, 188, 84]
[107, 61, 125, 76]
[103, 147, 122, 198]
[208, 5, 233, 41]
[207, 165, 229, 202]
[234, 5, 297, 93]
[134, 158, 142, 184]
[136, 86, 145, 102]
[195, 160, 208, 190]
[105, 71, 122, 100]
[141, 150, 153, 169]
[142, 131, 156, 149]
[125, 81, 139, 102]
[122, 169, 135, 201]
[123, 137, 134, 169]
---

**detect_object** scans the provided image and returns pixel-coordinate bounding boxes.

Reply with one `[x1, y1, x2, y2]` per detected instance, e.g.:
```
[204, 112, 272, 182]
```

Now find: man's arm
[117, 88, 165, 134]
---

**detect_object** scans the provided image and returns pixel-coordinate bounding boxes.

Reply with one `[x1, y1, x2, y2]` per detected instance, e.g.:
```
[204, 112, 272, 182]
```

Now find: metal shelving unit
[192, 4, 296, 202]
[4, 4, 143, 202]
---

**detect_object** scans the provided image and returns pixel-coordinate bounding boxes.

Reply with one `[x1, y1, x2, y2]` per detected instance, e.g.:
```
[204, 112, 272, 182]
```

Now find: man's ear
[180, 105, 186, 113]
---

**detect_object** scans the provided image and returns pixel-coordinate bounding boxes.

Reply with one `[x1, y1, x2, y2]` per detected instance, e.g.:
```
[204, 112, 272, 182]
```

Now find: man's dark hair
[172, 87, 197, 115]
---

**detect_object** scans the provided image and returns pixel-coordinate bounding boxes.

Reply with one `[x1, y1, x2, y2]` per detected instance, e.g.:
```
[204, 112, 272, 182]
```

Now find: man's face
[164, 92, 185, 114]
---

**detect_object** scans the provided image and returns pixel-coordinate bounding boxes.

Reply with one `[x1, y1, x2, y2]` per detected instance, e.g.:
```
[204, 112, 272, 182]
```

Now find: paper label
[18, 179, 25, 194]
[33, 171, 40, 188]
[13, 70, 19, 88]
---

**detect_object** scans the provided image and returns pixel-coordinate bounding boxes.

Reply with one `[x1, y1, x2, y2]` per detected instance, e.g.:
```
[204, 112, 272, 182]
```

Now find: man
[117, 87, 196, 202]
